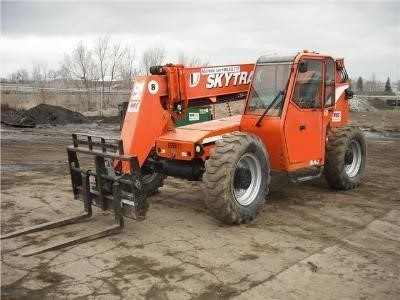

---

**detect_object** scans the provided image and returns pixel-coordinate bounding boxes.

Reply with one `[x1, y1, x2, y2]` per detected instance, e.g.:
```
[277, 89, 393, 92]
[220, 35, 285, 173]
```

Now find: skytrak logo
[205, 71, 253, 89]
[189, 65, 254, 89]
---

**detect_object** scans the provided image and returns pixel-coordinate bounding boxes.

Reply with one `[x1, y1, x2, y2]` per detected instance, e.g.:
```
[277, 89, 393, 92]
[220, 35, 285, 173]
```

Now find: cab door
[283, 58, 324, 171]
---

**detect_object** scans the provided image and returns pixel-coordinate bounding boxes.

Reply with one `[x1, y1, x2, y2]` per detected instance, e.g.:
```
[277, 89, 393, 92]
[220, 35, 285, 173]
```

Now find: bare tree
[8, 68, 29, 96]
[9, 68, 29, 83]
[109, 42, 128, 91]
[177, 52, 188, 65]
[63, 41, 94, 89]
[140, 45, 166, 75]
[31, 61, 49, 103]
[62, 41, 95, 109]
[94, 36, 134, 112]
[177, 52, 209, 67]
[31, 61, 47, 83]
[47, 69, 58, 81]
[17, 68, 30, 82]
[58, 64, 72, 86]
[119, 46, 136, 89]
[94, 36, 110, 113]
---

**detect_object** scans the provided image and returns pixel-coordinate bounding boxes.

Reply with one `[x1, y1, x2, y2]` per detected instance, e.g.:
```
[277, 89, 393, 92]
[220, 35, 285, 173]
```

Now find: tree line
[352, 75, 396, 96]
[7, 37, 208, 86]
[4, 36, 208, 112]
[5, 39, 397, 112]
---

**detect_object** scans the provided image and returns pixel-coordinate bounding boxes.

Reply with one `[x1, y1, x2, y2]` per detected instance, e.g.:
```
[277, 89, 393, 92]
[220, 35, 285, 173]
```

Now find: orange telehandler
[2, 50, 366, 255]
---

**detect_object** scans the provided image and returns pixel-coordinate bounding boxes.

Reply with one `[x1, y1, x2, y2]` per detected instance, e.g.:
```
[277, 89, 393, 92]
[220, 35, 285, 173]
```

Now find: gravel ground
[1, 111, 399, 299]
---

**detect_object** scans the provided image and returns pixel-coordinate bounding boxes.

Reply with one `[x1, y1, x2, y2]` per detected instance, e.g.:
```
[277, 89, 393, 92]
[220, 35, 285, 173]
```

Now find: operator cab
[245, 52, 338, 117]
[241, 51, 346, 173]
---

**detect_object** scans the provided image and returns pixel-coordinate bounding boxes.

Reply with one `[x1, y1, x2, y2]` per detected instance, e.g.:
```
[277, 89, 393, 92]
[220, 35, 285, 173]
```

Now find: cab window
[246, 63, 291, 117]
[325, 58, 335, 107]
[291, 60, 322, 109]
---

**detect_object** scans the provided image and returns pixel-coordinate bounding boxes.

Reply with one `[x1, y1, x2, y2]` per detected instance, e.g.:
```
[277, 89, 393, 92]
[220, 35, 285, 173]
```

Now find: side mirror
[345, 89, 353, 100]
[298, 61, 308, 73]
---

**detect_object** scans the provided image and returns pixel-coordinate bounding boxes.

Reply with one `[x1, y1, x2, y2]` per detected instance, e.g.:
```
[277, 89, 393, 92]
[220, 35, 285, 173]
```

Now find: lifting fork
[1, 172, 125, 257]
[1, 134, 146, 256]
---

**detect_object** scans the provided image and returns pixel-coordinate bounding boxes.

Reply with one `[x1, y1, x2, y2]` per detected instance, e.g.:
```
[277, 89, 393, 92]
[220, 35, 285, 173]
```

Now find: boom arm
[119, 63, 254, 171]
[150, 64, 255, 119]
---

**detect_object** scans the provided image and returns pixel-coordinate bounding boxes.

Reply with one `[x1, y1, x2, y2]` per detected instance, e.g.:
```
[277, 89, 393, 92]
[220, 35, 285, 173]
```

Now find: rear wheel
[203, 132, 270, 224]
[324, 126, 366, 190]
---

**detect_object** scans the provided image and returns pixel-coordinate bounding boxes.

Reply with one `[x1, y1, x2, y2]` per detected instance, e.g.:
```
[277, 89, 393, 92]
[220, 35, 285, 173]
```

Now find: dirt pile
[3, 104, 91, 127]
[349, 96, 398, 112]
[349, 96, 378, 112]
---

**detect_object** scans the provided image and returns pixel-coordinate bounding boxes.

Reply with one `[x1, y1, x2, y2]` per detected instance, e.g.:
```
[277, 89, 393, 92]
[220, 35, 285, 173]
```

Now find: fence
[1, 84, 131, 113]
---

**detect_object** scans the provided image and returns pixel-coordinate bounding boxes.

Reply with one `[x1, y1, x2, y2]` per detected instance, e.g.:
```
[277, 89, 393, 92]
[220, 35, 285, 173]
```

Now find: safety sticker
[148, 80, 159, 94]
[127, 101, 140, 112]
[201, 65, 240, 75]
[332, 111, 341, 122]
[309, 159, 320, 166]
[189, 112, 200, 121]
[199, 108, 209, 114]
[132, 82, 144, 100]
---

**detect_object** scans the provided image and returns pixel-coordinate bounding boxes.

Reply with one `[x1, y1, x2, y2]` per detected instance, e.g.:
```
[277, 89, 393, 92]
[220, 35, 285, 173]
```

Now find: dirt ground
[1, 111, 399, 299]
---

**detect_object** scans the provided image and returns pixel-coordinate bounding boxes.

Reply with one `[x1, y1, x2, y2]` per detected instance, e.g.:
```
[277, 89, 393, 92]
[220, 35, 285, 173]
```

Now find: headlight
[194, 143, 204, 156]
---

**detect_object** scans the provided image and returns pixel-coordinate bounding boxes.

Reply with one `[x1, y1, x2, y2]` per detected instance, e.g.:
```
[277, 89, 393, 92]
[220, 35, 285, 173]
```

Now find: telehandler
[2, 50, 366, 255]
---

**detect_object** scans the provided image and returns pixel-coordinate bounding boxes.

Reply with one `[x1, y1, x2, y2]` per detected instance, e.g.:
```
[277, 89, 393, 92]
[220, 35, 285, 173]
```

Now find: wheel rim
[232, 153, 262, 206]
[344, 140, 362, 178]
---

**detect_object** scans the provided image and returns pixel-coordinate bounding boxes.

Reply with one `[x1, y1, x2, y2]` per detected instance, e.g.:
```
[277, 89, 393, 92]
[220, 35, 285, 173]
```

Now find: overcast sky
[1, 0, 399, 82]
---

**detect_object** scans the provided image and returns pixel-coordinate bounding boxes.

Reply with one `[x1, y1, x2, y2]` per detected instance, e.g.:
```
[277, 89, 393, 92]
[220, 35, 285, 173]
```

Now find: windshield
[246, 63, 292, 116]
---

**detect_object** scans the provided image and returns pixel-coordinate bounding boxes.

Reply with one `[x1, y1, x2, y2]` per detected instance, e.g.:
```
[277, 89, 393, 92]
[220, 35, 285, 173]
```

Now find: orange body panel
[120, 75, 172, 172]
[330, 83, 350, 127]
[156, 115, 241, 161]
[283, 103, 324, 169]
[242, 105, 326, 172]
[240, 115, 285, 170]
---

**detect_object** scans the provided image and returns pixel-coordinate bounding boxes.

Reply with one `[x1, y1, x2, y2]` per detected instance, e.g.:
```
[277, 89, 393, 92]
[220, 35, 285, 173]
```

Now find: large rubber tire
[324, 126, 366, 190]
[141, 150, 167, 196]
[141, 171, 166, 196]
[203, 131, 270, 224]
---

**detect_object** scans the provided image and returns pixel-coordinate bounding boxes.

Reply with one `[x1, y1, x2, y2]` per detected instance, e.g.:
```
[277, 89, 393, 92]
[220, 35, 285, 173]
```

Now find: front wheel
[324, 126, 367, 190]
[203, 132, 270, 224]
[141, 171, 166, 196]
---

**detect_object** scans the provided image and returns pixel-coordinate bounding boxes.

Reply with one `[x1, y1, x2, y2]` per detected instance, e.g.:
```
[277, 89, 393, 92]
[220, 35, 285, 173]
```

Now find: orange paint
[119, 75, 172, 172]
[118, 51, 352, 176]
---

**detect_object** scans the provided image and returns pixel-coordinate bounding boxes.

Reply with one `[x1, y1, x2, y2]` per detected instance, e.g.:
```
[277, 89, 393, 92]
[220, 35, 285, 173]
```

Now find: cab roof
[257, 50, 329, 64]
